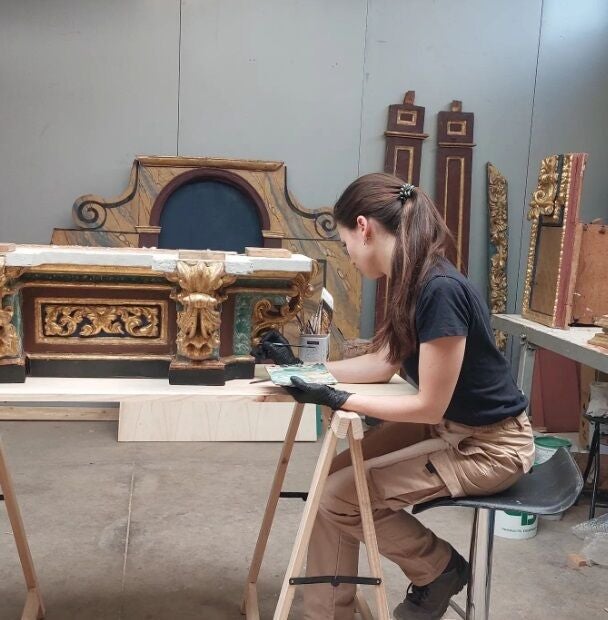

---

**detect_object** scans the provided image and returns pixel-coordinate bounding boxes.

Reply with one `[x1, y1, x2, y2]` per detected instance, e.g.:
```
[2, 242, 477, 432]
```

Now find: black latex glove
[286, 376, 352, 410]
[252, 329, 302, 365]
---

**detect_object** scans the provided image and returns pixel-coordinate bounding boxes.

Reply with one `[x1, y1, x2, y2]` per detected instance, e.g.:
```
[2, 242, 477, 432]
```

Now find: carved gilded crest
[168, 261, 237, 360]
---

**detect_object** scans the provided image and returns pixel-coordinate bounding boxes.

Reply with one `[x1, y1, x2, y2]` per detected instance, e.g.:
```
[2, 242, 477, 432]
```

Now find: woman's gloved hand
[252, 329, 302, 365]
[287, 376, 352, 410]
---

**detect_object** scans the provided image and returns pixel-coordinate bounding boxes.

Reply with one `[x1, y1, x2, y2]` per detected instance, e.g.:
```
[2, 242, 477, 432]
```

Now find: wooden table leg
[348, 424, 389, 620]
[241, 403, 305, 618]
[516, 335, 536, 400]
[274, 411, 389, 620]
[0, 435, 45, 619]
[273, 415, 340, 620]
[323, 406, 372, 619]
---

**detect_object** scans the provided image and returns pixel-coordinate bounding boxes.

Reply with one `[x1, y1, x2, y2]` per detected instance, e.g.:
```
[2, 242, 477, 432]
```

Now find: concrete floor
[0, 420, 606, 620]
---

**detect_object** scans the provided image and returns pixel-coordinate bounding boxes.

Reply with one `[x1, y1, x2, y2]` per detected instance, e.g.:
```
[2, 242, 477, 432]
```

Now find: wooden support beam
[0, 406, 119, 421]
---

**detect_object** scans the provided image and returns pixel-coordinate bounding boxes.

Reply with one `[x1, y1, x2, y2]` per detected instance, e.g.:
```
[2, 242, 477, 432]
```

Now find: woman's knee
[319, 469, 360, 518]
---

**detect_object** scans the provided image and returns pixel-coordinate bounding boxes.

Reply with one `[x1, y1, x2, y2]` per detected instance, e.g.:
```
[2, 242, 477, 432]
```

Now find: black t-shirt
[402, 259, 528, 426]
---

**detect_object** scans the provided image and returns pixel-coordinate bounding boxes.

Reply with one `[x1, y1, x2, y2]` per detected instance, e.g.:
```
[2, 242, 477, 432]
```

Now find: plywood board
[118, 401, 317, 442]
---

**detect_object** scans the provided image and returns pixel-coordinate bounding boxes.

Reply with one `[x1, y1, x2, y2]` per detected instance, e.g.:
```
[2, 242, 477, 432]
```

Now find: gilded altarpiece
[0, 246, 315, 385]
[51, 157, 360, 355]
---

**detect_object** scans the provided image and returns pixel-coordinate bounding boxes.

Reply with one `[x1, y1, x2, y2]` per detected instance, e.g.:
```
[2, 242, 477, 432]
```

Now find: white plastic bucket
[534, 435, 572, 465]
[494, 509, 538, 539]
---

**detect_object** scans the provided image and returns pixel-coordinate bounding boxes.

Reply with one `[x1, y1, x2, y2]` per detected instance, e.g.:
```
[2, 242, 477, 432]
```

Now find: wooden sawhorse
[0, 372, 412, 619]
[242, 405, 389, 619]
[0, 435, 45, 619]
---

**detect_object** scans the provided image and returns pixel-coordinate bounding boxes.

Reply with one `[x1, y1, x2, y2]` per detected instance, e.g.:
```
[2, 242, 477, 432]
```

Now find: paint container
[534, 435, 572, 520]
[298, 334, 330, 363]
[534, 435, 572, 464]
[494, 509, 538, 539]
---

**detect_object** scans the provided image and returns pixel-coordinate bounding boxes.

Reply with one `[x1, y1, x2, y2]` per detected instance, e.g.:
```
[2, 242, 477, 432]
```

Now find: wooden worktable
[0, 367, 415, 619]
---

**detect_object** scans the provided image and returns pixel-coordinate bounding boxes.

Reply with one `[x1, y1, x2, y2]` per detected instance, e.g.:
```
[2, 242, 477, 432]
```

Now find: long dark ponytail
[333, 173, 453, 363]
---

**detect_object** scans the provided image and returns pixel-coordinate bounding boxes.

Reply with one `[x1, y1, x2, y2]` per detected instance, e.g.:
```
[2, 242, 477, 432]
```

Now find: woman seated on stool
[258, 173, 534, 620]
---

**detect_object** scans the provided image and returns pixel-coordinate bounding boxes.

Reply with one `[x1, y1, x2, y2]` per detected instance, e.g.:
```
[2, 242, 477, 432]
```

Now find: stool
[412, 448, 582, 620]
[581, 412, 608, 518]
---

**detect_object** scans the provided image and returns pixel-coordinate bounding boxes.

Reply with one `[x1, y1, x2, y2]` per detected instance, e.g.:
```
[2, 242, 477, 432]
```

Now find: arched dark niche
[146, 169, 272, 251]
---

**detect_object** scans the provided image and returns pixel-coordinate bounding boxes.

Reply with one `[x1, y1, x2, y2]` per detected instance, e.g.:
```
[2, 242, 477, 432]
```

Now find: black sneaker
[393, 551, 469, 620]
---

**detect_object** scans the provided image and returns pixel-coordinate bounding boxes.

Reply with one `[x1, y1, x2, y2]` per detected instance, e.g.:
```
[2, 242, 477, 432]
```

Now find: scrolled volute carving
[73, 198, 108, 230]
[167, 261, 236, 361]
[313, 211, 338, 239]
[251, 263, 317, 343]
[72, 163, 139, 230]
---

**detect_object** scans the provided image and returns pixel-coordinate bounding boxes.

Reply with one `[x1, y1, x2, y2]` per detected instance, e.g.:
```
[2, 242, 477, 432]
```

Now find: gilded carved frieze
[168, 261, 237, 361]
[43, 304, 160, 339]
[487, 163, 508, 351]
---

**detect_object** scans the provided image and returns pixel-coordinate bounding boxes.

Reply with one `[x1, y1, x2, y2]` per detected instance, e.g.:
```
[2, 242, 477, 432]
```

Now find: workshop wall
[1, 0, 606, 337]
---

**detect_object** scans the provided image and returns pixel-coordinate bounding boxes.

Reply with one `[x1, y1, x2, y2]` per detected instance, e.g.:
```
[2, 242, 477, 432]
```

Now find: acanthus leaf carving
[167, 261, 236, 361]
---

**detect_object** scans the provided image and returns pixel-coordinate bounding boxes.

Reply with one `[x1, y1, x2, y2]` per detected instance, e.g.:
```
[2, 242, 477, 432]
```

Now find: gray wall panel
[178, 0, 367, 210]
[357, 0, 543, 335]
[1, 0, 606, 341]
[516, 0, 608, 310]
[0, 0, 180, 243]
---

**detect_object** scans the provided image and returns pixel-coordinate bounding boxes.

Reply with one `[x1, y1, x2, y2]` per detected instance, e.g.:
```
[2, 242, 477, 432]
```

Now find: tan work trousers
[303, 412, 535, 620]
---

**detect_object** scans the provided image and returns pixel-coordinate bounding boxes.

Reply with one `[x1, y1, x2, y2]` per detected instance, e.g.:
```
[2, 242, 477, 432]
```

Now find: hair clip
[398, 183, 416, 203]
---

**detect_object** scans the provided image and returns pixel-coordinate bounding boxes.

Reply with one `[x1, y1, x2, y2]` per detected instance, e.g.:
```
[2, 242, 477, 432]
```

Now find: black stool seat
[409, 448, 583, 619]
[413, 448, 583, 516]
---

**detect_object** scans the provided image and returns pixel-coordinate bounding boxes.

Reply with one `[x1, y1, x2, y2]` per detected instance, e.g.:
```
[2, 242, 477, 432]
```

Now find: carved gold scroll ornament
[251, 264, 317, 344]
[487, 163, 508, 351]
[0, 258, 22, 358]
[168, 261, 237, 361]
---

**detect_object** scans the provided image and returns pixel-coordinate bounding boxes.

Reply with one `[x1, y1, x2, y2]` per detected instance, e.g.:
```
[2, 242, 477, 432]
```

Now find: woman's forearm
[341, 392, 443, 425]
[326, 351, 399, 384]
